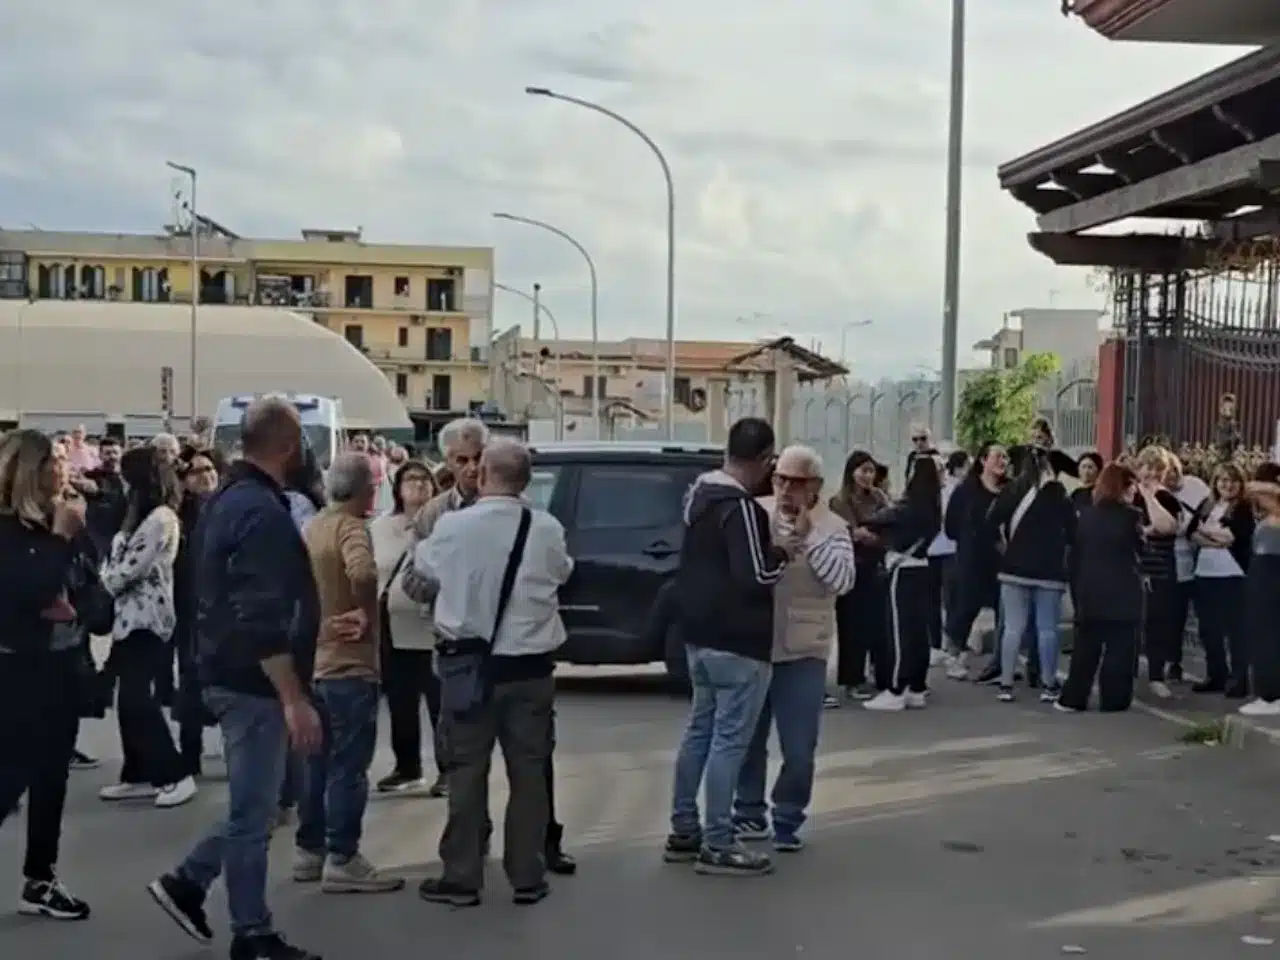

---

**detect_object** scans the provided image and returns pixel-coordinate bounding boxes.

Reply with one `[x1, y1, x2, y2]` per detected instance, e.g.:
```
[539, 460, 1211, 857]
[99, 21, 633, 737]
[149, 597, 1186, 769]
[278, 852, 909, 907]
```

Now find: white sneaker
[155, 776, 198, 809]
[99, 782, 158, 802]
[863, 691, 906, 712]
[1239, 698, 1280, 717]
[1149, 681, 1174, 700]
[903, 690, 927, 710]
[945, 653, 969, 681]
[929, 648, 948, 667]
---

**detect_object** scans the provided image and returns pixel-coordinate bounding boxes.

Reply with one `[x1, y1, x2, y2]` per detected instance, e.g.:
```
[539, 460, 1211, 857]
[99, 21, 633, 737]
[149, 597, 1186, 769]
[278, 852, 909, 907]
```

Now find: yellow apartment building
[0, 226, 494, 427]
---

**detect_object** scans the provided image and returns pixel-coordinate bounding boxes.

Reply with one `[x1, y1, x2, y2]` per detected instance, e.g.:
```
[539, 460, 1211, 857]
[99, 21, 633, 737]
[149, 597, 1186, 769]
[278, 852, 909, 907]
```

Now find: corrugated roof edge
[997, 44, 1280, 189]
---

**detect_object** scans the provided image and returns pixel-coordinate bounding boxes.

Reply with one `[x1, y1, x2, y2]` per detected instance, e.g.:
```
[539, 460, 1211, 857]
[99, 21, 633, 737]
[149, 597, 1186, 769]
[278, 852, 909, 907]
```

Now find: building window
[426, 327, 453, 362]
[582, 375, 607, 399]
[394, 276, 410, 297]
[344, 275, 373, 308]
[430, 374, 452, 411]
[674, 376, 692, 406]
[344, 324, 365, 349]
[427, 277, 456, 312]
[0, 251, 27, 299]
[1003, 347, 1019, 369]
[397, 326, 409, 348]
[132, 267, 166, 302]
[395, 373, 408, 397]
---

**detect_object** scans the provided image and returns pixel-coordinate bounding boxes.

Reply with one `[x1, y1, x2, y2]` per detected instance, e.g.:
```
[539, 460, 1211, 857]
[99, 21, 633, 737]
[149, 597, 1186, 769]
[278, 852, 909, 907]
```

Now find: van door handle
[642, 541, 678, 558]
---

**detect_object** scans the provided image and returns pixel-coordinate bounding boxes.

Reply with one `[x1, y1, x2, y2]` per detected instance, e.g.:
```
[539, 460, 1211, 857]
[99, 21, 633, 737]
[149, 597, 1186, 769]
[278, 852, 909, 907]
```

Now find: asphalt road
[4, 665, 1280, 958]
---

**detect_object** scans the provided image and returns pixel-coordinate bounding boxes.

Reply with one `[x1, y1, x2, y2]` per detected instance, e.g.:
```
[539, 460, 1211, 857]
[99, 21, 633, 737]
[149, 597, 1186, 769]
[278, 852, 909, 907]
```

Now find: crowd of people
[2, 406, 1280, 955]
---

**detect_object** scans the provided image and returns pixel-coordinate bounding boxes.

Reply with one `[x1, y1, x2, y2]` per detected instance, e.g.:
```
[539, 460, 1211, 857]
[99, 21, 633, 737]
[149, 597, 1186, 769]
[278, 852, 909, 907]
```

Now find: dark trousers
[155, 641, 176, 709]
[1196, 576, 1248, 687]
[111, 630, 186, 786]
[297, 678, 380, 860]
[1143, 581, 1182, 684]
[175, 631, 205, 777]
[886, 564, 931, 695]
[384, 646, 443, 778]
[1060, 621, 1138, 712]
[926, 555, 952, 651]
[1249, 581, 1280, 702]
[835, 566, 886, 688]
[1170, 579, 1195, 670]
[0, 650, 81, 881]
[439, 676, 555, 891]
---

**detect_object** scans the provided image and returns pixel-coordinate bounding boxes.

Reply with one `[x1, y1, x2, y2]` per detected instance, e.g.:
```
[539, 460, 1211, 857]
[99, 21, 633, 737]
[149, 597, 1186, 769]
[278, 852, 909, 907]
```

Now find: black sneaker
[69, 750, 100, 771]
[19, 877, 90, 920]
[375, 770, 426, 794]
[426, 774, 448, 798]
[975, 663, 1001, 685]
[512, 880, 550, 905]
[997, 685, 1015, 703]
[821, 692, 840, 709]
[1168, 663, 1184, 683]
[147, 873, 212, 943]
[417, 876, 481, 907]
[733, 817, 771, 841]
[547, 846, 577, 876]
[663, 832, 702, 863]
[1039, 683, 1062, 704]
[229, 932, 321, 960]
[694, 846, 774, 876]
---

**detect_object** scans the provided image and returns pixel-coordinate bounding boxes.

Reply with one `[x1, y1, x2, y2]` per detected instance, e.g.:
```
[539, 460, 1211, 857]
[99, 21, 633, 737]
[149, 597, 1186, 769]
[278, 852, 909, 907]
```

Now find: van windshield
[212, 423, 334, 469]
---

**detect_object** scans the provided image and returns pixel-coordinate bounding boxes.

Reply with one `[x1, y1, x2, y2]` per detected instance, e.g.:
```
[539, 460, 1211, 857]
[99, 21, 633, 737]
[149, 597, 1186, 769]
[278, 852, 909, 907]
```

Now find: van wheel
[663, 630, 691, 695]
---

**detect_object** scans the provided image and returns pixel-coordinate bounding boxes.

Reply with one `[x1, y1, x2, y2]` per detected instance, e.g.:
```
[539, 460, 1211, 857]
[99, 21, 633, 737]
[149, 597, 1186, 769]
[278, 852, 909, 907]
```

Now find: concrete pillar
[707, 377, 730, 444]
[773, 352, 798, 447]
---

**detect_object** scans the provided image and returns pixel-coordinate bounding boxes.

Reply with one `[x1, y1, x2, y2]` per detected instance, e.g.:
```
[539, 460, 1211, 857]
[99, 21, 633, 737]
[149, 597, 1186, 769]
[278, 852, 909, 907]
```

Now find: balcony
[1068, 0, 1280, 44]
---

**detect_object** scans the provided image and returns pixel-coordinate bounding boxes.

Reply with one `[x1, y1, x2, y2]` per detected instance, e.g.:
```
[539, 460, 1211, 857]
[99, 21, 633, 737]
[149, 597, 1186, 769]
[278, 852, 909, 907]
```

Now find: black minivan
[528, 442, 721, 682]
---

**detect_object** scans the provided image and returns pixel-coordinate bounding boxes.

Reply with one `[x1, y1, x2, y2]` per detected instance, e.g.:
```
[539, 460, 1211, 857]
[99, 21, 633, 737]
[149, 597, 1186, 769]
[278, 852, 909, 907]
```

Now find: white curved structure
[0, 301, 411, 434]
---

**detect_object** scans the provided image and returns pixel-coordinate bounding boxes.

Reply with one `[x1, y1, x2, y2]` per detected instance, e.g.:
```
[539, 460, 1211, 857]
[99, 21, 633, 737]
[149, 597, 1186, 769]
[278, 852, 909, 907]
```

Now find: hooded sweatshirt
[673, 469, 787, 663]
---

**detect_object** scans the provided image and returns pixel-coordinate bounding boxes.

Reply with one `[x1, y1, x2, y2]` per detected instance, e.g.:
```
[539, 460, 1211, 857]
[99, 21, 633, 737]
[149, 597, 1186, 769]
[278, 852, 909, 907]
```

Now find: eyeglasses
[774, 473, 814, 487]
[912, 436, 928, 443]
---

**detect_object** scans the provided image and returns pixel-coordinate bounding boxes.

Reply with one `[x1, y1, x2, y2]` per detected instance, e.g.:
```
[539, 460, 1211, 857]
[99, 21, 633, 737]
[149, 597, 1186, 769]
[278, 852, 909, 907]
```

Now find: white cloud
[0, 0, 1249, 374]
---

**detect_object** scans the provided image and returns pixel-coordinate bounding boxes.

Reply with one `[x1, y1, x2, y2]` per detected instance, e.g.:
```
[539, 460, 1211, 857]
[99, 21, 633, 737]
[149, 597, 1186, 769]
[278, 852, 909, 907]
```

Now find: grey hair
[481, 437, 532, 492]
[151, 432, 179, 452]
[777, 444, 824, 479]
[325, 451, 376, 503]
[438, 417, 489, 457]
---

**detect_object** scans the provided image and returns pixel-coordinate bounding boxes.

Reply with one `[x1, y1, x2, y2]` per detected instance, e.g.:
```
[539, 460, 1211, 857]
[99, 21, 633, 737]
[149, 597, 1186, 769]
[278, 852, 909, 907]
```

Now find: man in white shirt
[411, 438, 572, 908]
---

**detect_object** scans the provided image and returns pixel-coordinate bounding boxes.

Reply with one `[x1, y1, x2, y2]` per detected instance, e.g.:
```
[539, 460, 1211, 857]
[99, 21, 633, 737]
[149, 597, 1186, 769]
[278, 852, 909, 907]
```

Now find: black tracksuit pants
[1196, 576, 1248, 688]
[1059, 621, 1138, 712]
[835, 565, 887, 688]
[886, 562, 931, 695]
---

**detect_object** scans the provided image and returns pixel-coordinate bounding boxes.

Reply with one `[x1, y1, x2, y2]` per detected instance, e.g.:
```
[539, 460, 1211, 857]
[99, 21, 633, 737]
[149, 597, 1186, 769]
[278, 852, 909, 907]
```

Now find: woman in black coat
[0, 430, 94, 920]
[1058, 464, 1146, 712]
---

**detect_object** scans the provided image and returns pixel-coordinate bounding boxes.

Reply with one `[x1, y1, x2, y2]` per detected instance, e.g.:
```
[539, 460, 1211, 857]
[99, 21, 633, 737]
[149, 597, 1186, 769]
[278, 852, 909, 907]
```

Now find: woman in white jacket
[369, 461, 445, 795]
[98, 448, 196, 809]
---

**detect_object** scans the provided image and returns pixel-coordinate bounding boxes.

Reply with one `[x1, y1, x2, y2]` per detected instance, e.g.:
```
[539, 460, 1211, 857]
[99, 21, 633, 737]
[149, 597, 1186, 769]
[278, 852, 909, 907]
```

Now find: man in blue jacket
[146, 398, 338, 960]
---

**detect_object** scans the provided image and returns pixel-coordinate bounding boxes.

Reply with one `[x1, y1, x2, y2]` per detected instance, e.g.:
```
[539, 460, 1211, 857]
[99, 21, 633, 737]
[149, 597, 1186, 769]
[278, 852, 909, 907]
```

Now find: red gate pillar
[1096, 339, 1124, 460]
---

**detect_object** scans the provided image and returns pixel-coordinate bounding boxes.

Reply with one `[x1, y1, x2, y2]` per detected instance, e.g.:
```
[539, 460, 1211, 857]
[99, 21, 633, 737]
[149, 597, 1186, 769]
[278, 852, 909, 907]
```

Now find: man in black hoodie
[665, 417, 794, 878]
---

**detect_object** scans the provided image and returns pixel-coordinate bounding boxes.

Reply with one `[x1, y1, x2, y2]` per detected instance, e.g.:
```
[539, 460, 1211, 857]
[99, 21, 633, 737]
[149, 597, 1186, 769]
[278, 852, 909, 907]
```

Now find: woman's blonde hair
[0, 429, 54, 526]
[1134, 445, 1171, 473]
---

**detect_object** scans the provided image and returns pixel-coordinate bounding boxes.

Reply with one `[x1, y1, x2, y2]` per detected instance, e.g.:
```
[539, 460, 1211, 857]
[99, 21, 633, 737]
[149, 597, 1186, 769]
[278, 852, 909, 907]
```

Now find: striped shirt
[805, 527, 858, 595]
[1138, 489, 1181, 581]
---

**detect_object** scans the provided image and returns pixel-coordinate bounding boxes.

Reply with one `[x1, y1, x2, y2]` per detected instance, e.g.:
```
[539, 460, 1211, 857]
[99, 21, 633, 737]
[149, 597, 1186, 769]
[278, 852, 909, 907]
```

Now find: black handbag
[436, 507, 532, 718]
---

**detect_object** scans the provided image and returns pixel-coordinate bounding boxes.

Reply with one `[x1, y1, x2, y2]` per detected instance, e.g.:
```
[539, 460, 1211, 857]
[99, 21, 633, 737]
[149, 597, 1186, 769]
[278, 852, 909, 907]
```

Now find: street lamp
[166, 160, 199, 425]
[938, 0, 967, 442]
[839, 320, 873, 365]
[492, 212, 600, 432]
[494, 281, 564, 440]
[524, 85, 677, 439]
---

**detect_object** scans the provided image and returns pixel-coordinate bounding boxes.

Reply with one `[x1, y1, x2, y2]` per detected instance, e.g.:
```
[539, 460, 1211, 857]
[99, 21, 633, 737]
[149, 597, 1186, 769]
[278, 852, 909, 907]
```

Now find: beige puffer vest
[758, 496, 848, 663]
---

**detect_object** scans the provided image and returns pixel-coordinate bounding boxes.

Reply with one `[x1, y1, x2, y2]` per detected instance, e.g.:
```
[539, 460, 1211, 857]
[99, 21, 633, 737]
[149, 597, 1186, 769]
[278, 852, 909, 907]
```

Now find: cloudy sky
[0, 2, 1247, 375]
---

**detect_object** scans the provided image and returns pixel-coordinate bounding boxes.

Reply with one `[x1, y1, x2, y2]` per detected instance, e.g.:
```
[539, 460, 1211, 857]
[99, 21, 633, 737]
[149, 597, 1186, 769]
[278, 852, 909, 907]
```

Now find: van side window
[527, 467, 563, 512]
[573, 466, 698, 530]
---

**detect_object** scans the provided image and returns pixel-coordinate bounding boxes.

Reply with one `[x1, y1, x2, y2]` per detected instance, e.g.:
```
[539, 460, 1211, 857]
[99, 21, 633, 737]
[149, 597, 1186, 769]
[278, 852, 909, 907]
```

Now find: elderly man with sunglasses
[731, 445, 856, 854]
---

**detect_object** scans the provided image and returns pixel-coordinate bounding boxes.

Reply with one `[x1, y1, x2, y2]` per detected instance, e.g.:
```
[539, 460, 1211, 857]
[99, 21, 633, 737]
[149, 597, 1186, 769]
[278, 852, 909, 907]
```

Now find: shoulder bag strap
[491, 507, 533, 643]
[380, 549, 411, 606]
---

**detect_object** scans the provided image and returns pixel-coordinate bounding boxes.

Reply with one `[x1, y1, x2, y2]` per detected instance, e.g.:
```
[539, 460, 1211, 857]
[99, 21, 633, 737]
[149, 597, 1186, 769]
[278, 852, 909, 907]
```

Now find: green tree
[954, 352, 1059, 452]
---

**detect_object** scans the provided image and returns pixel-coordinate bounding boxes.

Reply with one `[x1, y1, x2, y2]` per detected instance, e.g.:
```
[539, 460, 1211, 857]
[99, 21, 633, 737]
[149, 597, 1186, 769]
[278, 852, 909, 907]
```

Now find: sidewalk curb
[1128, 658, 1280, 750]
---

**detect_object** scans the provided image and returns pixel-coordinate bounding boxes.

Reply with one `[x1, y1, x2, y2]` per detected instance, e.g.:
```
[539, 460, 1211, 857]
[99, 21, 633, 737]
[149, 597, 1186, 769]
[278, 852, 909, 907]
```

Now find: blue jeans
[176, 688, 287, 939]
[734, 657, 827, 841]
[296, 678, 379, 861]
[670, 645, 771, 850]
[999, 583, 1065, 687]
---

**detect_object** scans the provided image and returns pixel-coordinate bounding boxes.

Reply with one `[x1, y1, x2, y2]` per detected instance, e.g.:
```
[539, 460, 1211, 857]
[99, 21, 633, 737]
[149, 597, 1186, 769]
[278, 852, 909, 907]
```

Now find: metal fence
[727, 360, 1099, 490]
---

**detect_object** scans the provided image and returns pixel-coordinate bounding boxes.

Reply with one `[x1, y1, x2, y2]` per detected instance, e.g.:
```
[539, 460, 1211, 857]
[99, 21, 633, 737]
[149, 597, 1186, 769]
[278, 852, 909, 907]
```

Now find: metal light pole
[525, 86, 676, 439]
[938, 0, 966, 443]
[839, 319, 873, 365]
[167, 160, 199, 425]
[492, 212, 600, 432]
[494, 281, 564, 440]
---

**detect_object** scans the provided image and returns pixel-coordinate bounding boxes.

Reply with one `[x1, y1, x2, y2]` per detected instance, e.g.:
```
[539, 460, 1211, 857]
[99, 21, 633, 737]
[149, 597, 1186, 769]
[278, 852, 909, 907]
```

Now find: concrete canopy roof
[0, 301, 411, 430]
[998, 45, 1280, 232]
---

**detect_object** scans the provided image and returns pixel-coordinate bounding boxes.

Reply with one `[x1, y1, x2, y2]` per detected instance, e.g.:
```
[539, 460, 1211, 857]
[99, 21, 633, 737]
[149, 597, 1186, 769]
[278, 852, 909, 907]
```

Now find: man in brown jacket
[292, 453, 404, 895]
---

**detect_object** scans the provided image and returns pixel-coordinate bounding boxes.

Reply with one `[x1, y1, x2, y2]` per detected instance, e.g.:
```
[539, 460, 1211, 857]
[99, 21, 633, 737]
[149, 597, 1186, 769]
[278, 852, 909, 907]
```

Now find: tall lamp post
[839, 319, 873, 365]
[524, 86, 677, 439]
[494, 281, 564, 440]
[492, 212, 600, 431]
[167, 160, 199, 425]
[938, 0, 966, 442]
